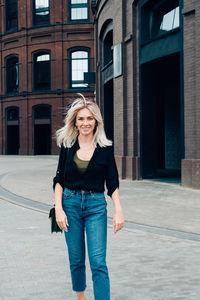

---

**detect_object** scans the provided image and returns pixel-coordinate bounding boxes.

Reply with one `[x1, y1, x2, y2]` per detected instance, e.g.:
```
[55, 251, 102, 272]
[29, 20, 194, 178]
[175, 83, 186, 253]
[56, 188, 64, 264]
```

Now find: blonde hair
[56, 93, 112, 148]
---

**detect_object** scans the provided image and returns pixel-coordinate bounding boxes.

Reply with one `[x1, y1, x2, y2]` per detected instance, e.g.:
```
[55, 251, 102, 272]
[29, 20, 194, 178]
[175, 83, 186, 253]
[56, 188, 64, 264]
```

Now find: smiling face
[75, 108, 96, 137]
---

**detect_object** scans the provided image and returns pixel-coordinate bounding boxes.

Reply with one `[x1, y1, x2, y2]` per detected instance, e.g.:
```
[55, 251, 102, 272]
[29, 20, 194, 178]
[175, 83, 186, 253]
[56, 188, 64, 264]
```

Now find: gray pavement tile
[1, 199, 200, 300]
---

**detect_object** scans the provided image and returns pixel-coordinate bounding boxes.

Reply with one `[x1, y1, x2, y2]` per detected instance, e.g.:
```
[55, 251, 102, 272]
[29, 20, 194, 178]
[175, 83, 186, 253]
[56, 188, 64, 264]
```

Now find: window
[151, 1, 179, 38]
[6, 56, 19, 93]
[34, 105, 51, 119]
[33, 0, 50, 25]
[103, 30, 113, 67]
[33, 52, 51, 90]
[6, 107, 20, 154]
[33, 105, 51, 155]
[70, 50, 89, 88]
[70, 0, 89, 21]
[5, 0, 18, 31]
[160, 7, 179, 32]
[141, 0, 180, 42]
[7, 107, 19, 121]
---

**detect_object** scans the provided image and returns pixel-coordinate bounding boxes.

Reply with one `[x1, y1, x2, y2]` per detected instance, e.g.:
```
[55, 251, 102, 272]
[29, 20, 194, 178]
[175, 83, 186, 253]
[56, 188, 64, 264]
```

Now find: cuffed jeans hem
[73, 286, 87, 293]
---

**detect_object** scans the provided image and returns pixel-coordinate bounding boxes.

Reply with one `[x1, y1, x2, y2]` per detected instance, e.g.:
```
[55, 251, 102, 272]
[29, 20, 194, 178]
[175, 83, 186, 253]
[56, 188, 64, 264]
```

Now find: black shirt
[53, 139, 119, 197]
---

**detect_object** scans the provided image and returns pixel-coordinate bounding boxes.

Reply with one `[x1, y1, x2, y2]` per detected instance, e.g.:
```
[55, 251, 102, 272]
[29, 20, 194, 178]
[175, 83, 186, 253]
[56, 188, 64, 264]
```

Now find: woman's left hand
[113, 210, 124, 234]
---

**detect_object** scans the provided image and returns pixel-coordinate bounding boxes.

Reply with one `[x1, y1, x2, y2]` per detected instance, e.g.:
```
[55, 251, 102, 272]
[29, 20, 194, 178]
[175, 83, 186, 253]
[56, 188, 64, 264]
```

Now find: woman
[53, 94, 124, 300]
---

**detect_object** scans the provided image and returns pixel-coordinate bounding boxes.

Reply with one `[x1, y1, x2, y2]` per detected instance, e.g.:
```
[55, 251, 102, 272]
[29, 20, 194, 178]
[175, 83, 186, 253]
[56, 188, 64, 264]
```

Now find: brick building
[0, 0, 94, 155]
[92, 0, 200, 189]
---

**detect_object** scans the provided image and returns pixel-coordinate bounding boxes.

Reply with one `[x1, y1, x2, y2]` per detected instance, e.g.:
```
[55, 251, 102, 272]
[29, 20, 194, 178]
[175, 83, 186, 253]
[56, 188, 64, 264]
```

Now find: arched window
[6, 56, 19, 93]
[5, 0, 18, 31]
[7, 107, 19, 121]
[33, 0, 50, 25]
[99, 21, 114, 141]
[103, 30, 113, 67]
[69, 0, 89, 21]
[69, 49, 89, 88]
[33, 51, 51, 90]
[34, 105, 51, 119]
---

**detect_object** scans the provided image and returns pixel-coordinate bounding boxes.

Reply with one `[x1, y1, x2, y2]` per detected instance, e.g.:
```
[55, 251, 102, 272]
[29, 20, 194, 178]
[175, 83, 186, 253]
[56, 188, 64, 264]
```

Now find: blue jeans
[62, 187, 110, 300]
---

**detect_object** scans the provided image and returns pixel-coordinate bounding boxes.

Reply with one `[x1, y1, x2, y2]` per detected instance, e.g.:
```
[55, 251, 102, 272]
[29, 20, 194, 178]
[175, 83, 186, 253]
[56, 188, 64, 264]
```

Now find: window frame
[32, 0, 50, 26]
[68, 47, 90, 89]
[140, 0, 180, 44]
[5, 0, 18, 32]
[33, 50, 51, 91]
[68, 0, 89, 23]
[5, 55, 19, 94]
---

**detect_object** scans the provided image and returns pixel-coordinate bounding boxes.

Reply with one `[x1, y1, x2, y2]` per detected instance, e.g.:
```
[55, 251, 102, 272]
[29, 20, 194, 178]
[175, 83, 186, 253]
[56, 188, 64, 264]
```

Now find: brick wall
[0, 0, 95, 155]
[182, 1, 200, 188]
[94, 0, 200, 188]
[94, 0, 140, 179]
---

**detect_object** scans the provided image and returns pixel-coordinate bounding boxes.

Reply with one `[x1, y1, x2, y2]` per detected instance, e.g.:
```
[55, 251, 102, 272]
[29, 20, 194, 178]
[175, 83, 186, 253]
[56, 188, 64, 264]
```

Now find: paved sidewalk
[0, 155, 200, 300]
[1, 198, 200, 300]
[0, 155, 200, 234]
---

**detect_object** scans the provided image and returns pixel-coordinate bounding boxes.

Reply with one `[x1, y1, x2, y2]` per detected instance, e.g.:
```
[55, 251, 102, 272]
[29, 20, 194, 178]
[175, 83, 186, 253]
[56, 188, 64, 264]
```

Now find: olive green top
[73, 152, 90, 174]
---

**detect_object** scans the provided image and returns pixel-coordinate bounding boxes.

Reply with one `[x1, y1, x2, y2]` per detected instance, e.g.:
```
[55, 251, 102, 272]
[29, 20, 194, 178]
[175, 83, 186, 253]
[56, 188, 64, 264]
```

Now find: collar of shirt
[67, 138, 101, 167]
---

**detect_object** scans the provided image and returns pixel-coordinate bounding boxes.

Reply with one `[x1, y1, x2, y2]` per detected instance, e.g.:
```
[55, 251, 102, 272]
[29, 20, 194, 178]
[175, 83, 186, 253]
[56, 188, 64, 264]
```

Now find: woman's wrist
[55, 204, 63, 210]
[114, 205, 123, 213]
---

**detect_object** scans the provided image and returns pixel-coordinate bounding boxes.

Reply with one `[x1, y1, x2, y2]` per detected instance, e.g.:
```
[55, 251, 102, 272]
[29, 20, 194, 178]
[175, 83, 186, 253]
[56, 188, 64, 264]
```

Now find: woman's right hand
[55, 207, 69, 232]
